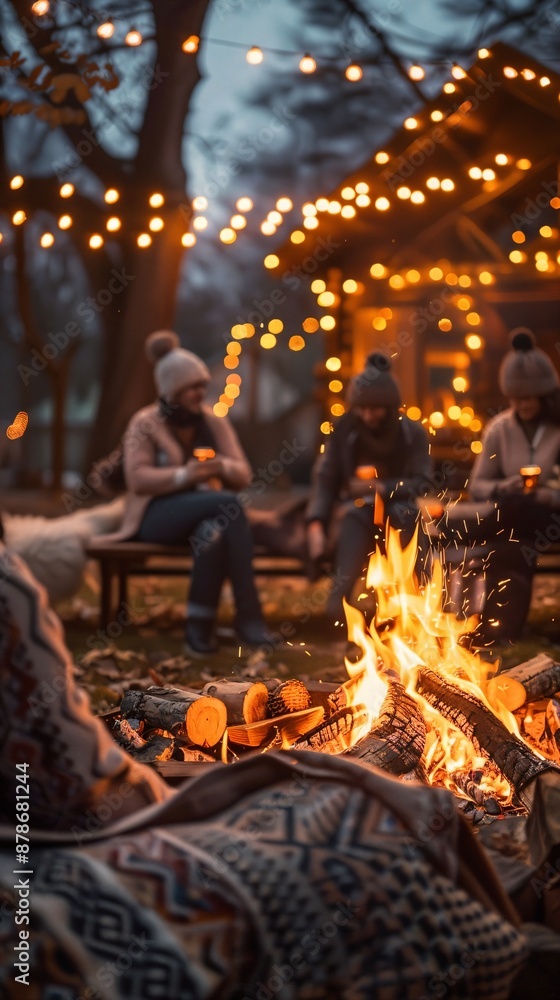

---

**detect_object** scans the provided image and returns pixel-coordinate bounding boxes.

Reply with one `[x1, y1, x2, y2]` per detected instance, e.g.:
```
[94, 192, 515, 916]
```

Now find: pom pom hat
[145, 330, 210, 401]
[348, 352, 402, 408]
[499, 329, 559, 398]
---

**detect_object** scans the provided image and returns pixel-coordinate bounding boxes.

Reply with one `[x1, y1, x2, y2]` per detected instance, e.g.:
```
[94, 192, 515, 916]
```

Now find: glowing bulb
[471, 441, 483, 454]
[40, 233, 54, 248]
[540, 76, 551, 87]
[431, 110, 443, 121]
[320, 315, 336, 330]
[466, 334, 483, 350]
[192, 196, 208, 211]
[149, 192, 164, 208]
[375, 197, 390, 211]
[304, 216, 319, 228]
[9, 175, 23, 190]
[452, 376, 468, 392]
[149, 216, 164, 232]
[32, 0, 49, 14]
[125, 30, 142, 46]
[260, 333, 276, 349]
[452, 65, 466, 79]
[440, 178, 455, 191]
[246, 46, 263, 64]
[213, 402, 228, 417]
[268, 318, 283, 333]
[478, 48, 490, 58]
[342, 279, 358, 294]
[106, 216, 121, 232]
[345, 64, 362, 81]
[303, 317, 320, 332]
[267, 210, 283, 224]
[12, 210, 26, 225]
[443, 82, 456, 93]
[478, 271, 494, 284]
[429, 411, 445, 428]
[181, 233, 196, 247]
[355, 182, 369, 194]
[193, 216, 208, 231]
[300, 54, 316, 73]
[326, 357, 341, 372]
[438, 318, 452, 331]
[482, 168, 496, 181]
[303, 202, 318, 215]
[340, 205, 356, 219]
[290, 230, 305, 244]
[355, 195, 370, 208]
[261, 221, 276, 235]
[448, 405, 461, 420]
[276, 197, 292, 212]
[311, 280, 326, 293]
[404, 117, 418, 129]
[60, 183, 74, 198]
[89, 234, 104, 249]
[512, 230, 526, 243]
[58, 214, 72, 229]
[509, 250, 525, 263]
[406, 269, 421, 283]
[503, 66, 518, 79]
[327, 201, 341, 214]
[540, 225, 553, 237]
[370, 263, 386, 278]
[429, 267, 443, 280]
[389, 274, 405, 289]
[331, 403, 345, 417]
[289, 335, 305, 351]
[397, 186, 411, 200]
[516, 158, 532, 170]
[495, 153, 509, 165]
[230, 214, 247, 229]
[375, 151, 389, 164]
[409, 65, 425, 80]
[317, 291, 335, 307]
[315, 198, 329, 211]
[104, 188, 119, 204]
[236, 196, 253, 212]
[220, 227, 236, 244]
[182, 35, 199, 53]
[458, 274, 471, 287]
[426, 176, 440, 189]
[410, 190, 425, 204]
[407, 406, 422, 421]
[468, 167, 482, 179]
[97, 21, 114, 39]
[372, 317, 387, 331]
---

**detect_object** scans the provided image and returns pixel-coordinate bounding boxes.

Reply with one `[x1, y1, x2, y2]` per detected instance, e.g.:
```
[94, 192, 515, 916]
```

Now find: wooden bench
[85, 540, 308, 629]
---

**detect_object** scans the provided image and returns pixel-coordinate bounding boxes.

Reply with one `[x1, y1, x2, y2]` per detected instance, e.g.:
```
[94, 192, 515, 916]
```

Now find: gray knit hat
[499, 329, 559, 398]
[348, 352, 402, 408]
[145, 330, 210, 401]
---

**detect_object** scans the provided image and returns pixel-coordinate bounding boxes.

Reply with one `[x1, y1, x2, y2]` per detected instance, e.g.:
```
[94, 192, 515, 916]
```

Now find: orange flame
[343, 520, 530, 804]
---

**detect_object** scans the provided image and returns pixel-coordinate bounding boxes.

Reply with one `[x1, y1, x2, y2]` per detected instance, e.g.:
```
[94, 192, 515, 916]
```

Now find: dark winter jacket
[306, 411, 432, 527]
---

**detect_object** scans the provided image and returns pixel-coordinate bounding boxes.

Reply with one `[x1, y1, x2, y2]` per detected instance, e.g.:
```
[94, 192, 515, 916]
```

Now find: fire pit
[115, 522, 560, 816]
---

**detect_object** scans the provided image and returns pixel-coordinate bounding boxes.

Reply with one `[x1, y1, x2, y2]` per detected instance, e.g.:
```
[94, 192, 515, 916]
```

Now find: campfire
[115, 521, 559, 816]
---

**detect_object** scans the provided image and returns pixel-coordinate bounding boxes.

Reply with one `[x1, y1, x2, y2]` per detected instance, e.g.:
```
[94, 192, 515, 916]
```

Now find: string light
[58, 214, 72, 229]
[267, 209, 283, 224]
[149, 192, 164, 208]
[404, 117, 418, 129]
[9, 175, 23, 190]
[289, 335, 305, 351]
[60, 183, 74, 198]
[276, 197, 293, 212]
[375, 197, 390, 211]
[97, 21, 114, 39]
[261, 220, 276, 235]
[290, 230, 305, 243]
[264, 254, 280, 269]
[260, 333, 276, 349]
[220, 227, 236, 243]
[409, 65, 425, 80]
[426, 176, 440, 189]
[230, 214, 247, 229]
[397, 186, 411, 199]
[181, 233, 196, 247]
[451, 65, 466, 79]
[40, 233, 54, 248]
[246, 46, 263, 64]
[104, 188, 119, 204]
[345, 64, 362, 81]
[149, 216, 164, 232]
[236, 196, 253, 212]
[193, 217, 208, 231]
[125, 30, 142, 46]
[299, 54, 316, 73]
[12, 211, 26, 225]
[106, 216, 121, 232]
[431, 110, 444, 121]
[89, 234, 104, 249]
[31, 0, 49, 14]
[375, 151, 389, 164]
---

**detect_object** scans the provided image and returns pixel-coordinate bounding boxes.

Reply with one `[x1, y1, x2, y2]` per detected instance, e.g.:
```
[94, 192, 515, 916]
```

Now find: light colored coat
[97, 402, 252, 543]
[469, 408, 560, 503]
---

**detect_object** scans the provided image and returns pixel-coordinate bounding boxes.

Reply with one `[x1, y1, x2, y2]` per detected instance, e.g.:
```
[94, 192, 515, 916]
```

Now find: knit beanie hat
[145, 330, 210, 401]
[499, 329, 559, 398]
[348, 352, 402, 408]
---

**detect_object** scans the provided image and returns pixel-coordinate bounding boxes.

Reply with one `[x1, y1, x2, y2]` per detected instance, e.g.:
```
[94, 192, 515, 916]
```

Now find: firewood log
[329, 671, 367, 712]
[417, 667, 556, 809]
[201, 679, 269, 725]
[128, 734, 174, 763]
[449, 771, 502, 815]
[292, 705, 369, 753]
[228, 706, 325, 747]
[486, 653, 560, 712]
[121, 688, 227, 747]
[267, 679, 311, 717]
[345, 682, 426, 775]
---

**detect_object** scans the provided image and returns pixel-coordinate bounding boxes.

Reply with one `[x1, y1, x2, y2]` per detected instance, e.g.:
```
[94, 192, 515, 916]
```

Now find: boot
[184, 618, 219, 657]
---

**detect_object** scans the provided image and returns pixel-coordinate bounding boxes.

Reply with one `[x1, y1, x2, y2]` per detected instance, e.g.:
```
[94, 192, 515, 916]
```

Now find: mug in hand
[520, 465, 541, 491]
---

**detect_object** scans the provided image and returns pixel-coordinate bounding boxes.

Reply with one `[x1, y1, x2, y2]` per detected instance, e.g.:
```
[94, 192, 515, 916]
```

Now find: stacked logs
[114, 653, 560, 807]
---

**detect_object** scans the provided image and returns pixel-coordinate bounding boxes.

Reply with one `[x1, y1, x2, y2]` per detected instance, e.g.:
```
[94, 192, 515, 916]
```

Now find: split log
[121, 687, 227, 747]
[112, 718, 146, 751]
[417, 667, 556, 809]
[345, 682, 426, 775]
[201, 679, 269, 725]
[487, 654, 560, 712]
[228, 706, 325, 747]
[268, 679, 311, 717]
[293, 705, 369, 753]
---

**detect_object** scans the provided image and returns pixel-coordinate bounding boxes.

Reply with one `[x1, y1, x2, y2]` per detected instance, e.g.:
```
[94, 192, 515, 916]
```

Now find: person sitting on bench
[100, 330, 271, 655]
[306, 353, 432, 628]
[469, 330, 560, 644]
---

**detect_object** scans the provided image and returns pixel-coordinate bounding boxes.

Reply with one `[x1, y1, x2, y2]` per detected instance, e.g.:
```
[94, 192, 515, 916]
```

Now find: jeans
[135, 490, 263, 628]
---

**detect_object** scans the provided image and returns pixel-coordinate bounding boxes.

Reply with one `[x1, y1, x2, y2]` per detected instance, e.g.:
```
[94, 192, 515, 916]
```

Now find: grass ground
[56, 568, 560, 714]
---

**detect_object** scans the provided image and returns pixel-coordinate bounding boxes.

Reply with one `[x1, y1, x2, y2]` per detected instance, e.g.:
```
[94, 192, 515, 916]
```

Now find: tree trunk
[88, 0, 213, 462]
